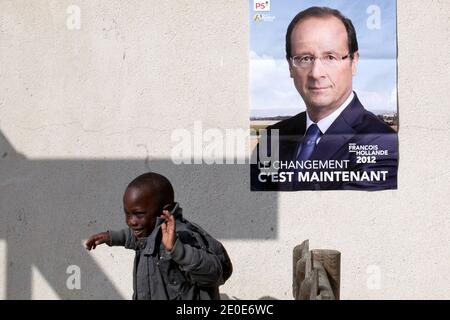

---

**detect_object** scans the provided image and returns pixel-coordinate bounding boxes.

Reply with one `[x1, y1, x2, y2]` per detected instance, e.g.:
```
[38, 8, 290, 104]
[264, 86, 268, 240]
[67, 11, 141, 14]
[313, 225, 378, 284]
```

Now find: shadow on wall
[0, 131, 278, 299]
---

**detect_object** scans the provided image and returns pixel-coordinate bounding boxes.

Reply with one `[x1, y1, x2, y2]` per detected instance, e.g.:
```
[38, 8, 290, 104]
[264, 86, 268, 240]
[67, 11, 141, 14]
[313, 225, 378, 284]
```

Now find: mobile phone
[162, 202, 179, 215]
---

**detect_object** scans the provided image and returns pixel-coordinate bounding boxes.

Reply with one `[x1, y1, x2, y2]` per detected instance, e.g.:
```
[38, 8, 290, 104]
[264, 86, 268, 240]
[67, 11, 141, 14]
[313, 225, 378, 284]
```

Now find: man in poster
[251, 7, 398, 191]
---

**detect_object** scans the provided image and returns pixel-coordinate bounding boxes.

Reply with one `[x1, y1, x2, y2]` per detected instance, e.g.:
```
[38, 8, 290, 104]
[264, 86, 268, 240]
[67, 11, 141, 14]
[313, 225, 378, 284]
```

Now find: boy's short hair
[127, 172, 174, 210]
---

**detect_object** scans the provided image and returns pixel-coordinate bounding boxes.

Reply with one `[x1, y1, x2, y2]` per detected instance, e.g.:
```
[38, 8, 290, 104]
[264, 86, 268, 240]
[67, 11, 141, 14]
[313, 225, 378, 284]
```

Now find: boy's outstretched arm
[161, 211, 224, 287]
[85, 232, 110, 250]
[86, 229, 135, 250]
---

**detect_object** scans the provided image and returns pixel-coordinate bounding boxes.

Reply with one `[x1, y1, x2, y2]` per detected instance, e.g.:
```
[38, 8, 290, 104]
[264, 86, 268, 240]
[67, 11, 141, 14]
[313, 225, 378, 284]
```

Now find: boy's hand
[85, 232, 110, 250]
[160, 210, 176, 252]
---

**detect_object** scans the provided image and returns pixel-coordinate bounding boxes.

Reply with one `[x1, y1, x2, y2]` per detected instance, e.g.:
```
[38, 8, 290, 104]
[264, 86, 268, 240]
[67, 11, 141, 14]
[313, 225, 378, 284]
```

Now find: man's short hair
[285, 6, 359, 60]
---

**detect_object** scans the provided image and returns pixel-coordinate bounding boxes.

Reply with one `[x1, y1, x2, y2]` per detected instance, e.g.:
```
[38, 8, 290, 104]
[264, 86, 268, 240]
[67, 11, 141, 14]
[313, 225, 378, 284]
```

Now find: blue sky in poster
[250, 0, 397, 118]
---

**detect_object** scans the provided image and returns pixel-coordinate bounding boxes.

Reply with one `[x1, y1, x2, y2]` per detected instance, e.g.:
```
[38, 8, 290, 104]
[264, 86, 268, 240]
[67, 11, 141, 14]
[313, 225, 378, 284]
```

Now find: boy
[85, 172, 232, 300]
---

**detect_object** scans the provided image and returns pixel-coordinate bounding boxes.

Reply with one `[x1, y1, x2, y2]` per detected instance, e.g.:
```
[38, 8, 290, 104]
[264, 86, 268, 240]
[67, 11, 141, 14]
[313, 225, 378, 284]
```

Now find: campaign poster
[250, 0, 399, 191]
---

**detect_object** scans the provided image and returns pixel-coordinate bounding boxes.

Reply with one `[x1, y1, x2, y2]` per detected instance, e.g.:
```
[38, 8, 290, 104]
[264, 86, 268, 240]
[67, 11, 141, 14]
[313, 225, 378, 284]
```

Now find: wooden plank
[293, 240, 309, 299]
[293, 241, 340, 300]
[299, 277, 311, 300]
[314, 260, 335, 300]
[294, 257, 306, 299]
[309, 268, 319, 300]
[298, 251, 314, 300]
[312, 249, 341, 300]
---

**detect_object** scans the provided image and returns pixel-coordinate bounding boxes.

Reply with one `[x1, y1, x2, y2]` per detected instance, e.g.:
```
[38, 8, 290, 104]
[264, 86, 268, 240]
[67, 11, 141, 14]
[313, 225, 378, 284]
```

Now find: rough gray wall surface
[0, 0, 449, 299]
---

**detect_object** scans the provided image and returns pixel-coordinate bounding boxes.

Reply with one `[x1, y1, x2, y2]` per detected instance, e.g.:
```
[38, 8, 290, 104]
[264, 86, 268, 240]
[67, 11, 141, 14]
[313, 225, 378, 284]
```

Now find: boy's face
[123, 186, 160, 238]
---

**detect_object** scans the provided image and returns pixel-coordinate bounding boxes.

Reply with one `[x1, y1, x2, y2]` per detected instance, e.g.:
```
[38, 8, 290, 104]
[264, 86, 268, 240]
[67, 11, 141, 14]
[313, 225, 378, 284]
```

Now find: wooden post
[293, 240, 309, 299]
[298, 251, 316, 300]
[312, 249, 341, 300]
[309, 268, 319, 300]
[293, 241, 341, 300]
[294, 257, 306, 299]
[314, 260, 335, 300]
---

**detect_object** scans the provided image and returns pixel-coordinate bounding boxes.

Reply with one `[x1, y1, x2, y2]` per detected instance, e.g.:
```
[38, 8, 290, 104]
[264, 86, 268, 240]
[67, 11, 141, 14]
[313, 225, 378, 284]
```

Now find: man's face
[123, 186, 160, 238]
[289, 16, 358, 119]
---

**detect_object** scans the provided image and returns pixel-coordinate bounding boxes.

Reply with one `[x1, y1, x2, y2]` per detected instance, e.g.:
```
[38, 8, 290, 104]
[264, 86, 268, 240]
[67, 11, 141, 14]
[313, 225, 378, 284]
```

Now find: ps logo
[254, 0, 270, 12]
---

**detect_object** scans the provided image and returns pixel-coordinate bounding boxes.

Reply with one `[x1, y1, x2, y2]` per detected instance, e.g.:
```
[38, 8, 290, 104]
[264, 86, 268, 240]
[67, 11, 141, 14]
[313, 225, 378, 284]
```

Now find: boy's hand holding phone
[160, 207, 176, 252]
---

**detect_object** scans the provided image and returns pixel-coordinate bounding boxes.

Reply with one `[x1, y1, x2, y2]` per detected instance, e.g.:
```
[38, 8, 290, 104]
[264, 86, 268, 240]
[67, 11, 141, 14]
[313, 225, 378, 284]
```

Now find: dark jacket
[108, 208, 225, 300]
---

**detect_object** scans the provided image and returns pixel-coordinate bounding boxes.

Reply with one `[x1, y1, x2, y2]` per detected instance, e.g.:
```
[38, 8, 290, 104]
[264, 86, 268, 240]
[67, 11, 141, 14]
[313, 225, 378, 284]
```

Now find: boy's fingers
[162, 210, 170, 219]
[161, 213, 170, 223]
[163, 210, 173, 220]
[167, 214, 175, 225]
[86, 236, 97, 245]
[86, 233, 107, 251]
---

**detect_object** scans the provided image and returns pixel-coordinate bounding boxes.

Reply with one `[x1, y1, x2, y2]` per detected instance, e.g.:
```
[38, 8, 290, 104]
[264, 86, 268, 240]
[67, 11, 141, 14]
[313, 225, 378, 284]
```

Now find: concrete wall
[0, 0, 449, 299]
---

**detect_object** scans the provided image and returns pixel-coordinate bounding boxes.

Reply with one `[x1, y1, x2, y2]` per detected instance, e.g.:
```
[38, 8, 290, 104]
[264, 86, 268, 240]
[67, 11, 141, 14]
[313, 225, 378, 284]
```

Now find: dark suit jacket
[251, 93, 398, 191]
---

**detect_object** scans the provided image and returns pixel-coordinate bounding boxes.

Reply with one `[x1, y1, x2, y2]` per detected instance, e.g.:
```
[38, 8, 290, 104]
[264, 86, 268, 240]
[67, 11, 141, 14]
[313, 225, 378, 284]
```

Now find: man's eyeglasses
[290, 53, 351, 69]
